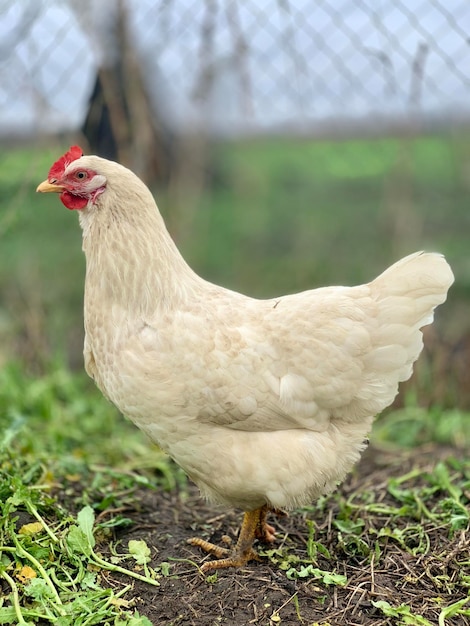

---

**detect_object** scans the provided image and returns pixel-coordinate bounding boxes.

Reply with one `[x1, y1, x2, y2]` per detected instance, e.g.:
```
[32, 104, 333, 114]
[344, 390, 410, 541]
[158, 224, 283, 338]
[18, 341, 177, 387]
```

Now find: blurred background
[1, 0, 469, 409]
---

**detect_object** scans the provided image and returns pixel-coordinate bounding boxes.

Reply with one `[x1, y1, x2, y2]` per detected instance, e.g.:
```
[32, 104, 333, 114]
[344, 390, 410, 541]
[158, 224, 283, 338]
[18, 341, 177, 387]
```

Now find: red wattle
[60, 192, 88, 210]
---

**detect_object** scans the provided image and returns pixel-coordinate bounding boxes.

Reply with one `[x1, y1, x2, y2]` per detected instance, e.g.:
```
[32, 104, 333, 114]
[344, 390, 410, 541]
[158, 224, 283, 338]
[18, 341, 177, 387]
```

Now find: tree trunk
[81, 1, 173, 185]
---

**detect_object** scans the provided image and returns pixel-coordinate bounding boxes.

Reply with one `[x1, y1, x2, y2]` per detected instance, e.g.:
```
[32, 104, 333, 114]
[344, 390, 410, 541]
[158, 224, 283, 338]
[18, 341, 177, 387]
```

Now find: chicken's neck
[79, 197, 203, 317]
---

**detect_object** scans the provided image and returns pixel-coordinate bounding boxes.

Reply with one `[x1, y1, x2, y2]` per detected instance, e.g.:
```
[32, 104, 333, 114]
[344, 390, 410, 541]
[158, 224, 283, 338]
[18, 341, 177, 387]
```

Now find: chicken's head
[37, 146, 107, 210]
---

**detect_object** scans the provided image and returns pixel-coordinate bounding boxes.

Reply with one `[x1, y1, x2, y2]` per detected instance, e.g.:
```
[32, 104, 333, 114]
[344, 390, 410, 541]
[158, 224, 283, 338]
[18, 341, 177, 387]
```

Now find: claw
[187, 537, 231, 560]
[188, 505, 275, 572]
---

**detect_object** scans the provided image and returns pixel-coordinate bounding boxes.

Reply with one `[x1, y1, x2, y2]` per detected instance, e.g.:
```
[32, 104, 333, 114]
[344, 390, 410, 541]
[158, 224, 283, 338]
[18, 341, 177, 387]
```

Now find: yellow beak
[36, 180, 65, 193]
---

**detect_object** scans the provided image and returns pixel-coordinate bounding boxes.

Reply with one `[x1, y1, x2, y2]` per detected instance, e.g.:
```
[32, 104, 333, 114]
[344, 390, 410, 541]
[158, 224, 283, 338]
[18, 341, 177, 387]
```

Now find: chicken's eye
[75, 171, 87, 180]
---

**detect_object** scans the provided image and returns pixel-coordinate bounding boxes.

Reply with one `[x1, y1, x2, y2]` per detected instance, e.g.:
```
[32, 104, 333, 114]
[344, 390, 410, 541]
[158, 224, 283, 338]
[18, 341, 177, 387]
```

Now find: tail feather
[373, 251, 453, 376]
[371, 251, 453, 329]
[338, 252, 453, 420]
[371, 251, 454, 300]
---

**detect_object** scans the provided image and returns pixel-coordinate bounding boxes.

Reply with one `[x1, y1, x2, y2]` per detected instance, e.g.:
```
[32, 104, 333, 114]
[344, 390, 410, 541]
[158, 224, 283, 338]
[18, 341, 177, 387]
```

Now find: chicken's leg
[255, 505, 284, 543]
[188, 505, 275, 572]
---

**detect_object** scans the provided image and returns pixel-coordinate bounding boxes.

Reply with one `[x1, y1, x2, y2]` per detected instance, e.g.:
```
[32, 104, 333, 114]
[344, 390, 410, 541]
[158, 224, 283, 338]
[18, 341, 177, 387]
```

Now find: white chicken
[37, 146, 453, 572]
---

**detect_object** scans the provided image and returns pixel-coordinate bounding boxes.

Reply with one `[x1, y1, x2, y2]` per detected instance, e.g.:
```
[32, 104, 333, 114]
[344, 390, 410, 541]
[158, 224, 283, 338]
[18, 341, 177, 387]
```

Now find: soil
[101, 445, 470, 626]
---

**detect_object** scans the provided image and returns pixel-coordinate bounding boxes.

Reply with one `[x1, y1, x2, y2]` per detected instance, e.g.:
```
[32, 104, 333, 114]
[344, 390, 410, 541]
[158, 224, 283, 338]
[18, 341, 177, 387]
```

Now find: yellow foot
[188, 506, 274, 572]
[187, 537, 231, 560]
[255, 506, 287, 543]
[187, 536, 259, 572]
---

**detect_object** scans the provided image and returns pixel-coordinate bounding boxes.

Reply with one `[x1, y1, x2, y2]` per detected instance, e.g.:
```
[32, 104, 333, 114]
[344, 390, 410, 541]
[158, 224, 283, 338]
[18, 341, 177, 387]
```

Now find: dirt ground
[102, 446, 469, 626]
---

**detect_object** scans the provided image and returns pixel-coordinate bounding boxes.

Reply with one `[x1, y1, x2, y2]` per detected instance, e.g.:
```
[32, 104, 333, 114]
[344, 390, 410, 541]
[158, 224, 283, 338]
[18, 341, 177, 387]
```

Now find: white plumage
[37, 149, 454, 571]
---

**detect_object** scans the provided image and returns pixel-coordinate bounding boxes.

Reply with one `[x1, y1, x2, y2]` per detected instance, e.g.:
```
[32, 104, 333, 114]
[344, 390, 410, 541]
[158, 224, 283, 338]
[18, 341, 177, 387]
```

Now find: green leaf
[372, 600, 433, 625]
[128, 612, 153, 625]
[66, 506, 97, 558]
[77, 506, 96, 550]
[0, 607, 17, 625]
[116, 612, 153, 626]
[321, 571, 348, 586]
[128, 540, 151, 565]
[67, 525, 93, 558]
[438, 597, 470, 626]
[286, 565, 347, 586]
[333, 519, 365, 534]
[23, 578, 56, 601]
[55, 617, 73, 626]
[80, 571, 100, 590]
[159, 562, 171, 576]
[0, 414, 25, 451]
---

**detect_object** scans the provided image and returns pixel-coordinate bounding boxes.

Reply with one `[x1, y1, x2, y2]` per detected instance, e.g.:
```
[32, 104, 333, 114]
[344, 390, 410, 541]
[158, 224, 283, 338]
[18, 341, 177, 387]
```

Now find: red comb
[48, 145, 83, 181]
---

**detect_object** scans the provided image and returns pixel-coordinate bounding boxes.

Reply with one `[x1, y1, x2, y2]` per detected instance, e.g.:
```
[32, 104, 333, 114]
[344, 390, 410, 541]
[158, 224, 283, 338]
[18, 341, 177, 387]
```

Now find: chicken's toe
[199, 550, 260, 573]
[188, 506, 269, 572]
[255, 521, 276, 543]
[254, 505, 286, 543]
[187, 537, 231, 560]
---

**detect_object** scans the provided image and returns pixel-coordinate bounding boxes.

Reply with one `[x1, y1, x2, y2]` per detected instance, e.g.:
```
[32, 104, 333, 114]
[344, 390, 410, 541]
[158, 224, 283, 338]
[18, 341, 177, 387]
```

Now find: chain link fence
[1, 0, 470, 139]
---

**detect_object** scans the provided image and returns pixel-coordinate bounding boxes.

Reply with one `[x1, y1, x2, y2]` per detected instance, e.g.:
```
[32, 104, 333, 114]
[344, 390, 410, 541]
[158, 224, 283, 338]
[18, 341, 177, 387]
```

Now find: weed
[0, 364, 179, 625]
[0, 364, 469, 623]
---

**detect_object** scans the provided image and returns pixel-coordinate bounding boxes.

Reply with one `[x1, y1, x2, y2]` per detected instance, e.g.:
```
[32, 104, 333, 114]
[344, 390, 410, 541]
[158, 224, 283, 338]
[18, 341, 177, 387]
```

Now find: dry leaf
[19, 522, 43, 536]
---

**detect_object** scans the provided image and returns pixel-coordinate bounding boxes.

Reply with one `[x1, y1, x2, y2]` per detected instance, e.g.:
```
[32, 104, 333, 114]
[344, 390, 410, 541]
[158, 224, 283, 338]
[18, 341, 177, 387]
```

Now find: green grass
[192, 134, 469, 293]
[0, 365, 186, 624]
[0, 364, 468, 624]
[257, 452, 469, 625]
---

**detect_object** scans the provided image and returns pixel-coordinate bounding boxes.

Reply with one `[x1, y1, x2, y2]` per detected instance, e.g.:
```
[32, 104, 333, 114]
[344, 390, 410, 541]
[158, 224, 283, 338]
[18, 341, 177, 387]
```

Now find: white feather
[69, 156, 454, 511]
